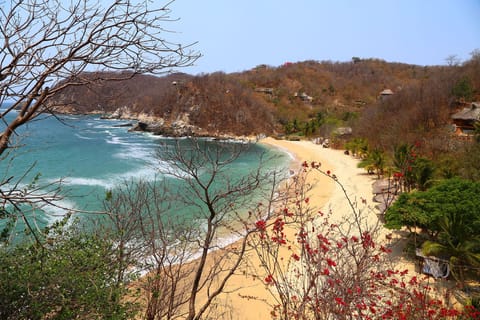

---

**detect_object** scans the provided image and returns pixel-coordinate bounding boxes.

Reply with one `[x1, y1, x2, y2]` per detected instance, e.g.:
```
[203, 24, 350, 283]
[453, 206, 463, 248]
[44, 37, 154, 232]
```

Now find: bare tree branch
[104, 138, 287, 319]
[0, 0, 200, 154]
[0, 0, 199, 243]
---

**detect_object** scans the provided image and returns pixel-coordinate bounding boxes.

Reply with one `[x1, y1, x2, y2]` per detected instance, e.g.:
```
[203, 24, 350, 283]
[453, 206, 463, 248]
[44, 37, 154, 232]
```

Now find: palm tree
[358, 148, 386, 179]
[393, 144, 415, 192]
[412, 157, 435, 191]
[345, 138, 368, 158]
[421, 211, 480, 286]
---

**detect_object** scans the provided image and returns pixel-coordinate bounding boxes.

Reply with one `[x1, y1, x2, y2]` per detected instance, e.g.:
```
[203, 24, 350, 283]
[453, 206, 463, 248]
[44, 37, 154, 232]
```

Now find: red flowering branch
[250, 164, 469, 320]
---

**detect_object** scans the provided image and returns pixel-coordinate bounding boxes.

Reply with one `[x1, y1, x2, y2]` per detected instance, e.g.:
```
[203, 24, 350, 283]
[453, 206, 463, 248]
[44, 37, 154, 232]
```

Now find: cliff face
[46, 71, 279, 137]
[46, 72, 190, 115]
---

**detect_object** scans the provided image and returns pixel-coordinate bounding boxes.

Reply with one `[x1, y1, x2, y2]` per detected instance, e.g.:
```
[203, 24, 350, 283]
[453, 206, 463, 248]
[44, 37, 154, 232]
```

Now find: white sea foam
[63, 165, 160, 189]
[105, 135, 124, 145]
[117, 166, 158, 182]
[144, 134, 188, 140]
[134, 220, 248, 277]
[114, 147, 154, 162]
[64, 177, 115, 189]
[0, 108, 18, 113]
[42, 198, 79, 223]
[105, 134, 144, 148]
[0, 179, 78, 225]
[266, 143, 296, 161]
[74, 133, 95, 140]
[93, 122, 132, 130]
[59, 115, 81, 121]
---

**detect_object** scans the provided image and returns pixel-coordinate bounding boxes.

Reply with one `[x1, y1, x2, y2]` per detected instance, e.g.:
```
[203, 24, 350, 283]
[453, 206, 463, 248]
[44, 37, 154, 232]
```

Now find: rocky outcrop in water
[128, 120, 203, 137]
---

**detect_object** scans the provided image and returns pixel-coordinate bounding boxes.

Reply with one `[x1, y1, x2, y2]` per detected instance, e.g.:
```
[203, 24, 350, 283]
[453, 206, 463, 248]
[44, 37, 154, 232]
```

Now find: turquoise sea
[0, 104, 290, 237]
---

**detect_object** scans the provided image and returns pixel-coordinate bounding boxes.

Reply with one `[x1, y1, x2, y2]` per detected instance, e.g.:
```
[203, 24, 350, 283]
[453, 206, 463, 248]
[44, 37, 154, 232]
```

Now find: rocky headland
[44, 58, 476, 144]
[46, 72, 278, 138]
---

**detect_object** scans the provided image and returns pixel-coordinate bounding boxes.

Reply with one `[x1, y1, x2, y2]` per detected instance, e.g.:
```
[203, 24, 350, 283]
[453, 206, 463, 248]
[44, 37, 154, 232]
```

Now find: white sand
[215, 138, 384, 319]
[137, 138, 423, 319]
[261, 138, 378, 224]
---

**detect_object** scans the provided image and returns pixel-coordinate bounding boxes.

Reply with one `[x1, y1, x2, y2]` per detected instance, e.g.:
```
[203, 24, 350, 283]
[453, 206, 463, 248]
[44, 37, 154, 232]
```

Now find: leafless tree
[445, 54, 460, 67]
[0, 0, 199, 240]
[0, 0, 199, 154]
[104, 178, 202, 319]
[103, 138, 286, 319]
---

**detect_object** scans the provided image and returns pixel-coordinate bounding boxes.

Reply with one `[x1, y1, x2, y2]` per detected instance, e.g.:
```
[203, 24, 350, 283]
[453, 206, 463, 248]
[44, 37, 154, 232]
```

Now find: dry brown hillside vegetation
[46, 55, 480, 141]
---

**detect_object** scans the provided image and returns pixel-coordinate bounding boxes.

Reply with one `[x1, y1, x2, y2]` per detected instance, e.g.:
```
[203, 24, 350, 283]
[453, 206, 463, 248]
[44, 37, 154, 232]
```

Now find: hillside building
[378, 88, 394, 100]
[451, 102, 480, 136]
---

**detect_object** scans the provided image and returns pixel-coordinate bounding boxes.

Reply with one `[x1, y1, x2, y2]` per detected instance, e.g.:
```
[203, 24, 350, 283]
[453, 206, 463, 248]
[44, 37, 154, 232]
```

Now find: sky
[167, 0, 480, 75]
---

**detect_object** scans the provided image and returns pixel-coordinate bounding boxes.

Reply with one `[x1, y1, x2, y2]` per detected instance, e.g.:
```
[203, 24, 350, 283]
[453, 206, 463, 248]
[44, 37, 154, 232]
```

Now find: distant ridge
[45, 58, 480, 139]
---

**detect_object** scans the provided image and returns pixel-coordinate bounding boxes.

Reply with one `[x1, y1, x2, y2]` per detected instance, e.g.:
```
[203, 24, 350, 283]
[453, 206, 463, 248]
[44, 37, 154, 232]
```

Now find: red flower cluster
[326, 258, 336, 267]
[272, 217, 285, 233]
[271, 217, 287, 245]
[335, 297, 346, 306]
[361, 231, 375, 249]
[393, 172, 404, 179]
[264, 274, 274, 285]
[283, 207, 294, 217]
[301, 161, 321, 169]
[252, 171, 477, 320]
[255, 219, 267, 231]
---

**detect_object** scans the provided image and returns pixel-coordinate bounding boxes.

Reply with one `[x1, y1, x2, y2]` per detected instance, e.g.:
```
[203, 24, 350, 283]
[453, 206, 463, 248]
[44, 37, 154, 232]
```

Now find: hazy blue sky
[169, 0, 480, 75]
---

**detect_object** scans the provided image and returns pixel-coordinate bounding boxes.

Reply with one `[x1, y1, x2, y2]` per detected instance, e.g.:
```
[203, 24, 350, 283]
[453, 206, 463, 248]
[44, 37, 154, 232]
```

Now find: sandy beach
[212, 137, 380, 319]
[137, 137, 427, 319]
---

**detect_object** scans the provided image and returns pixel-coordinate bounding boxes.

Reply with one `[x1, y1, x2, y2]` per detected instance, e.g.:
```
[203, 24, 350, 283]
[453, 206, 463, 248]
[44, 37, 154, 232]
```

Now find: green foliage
[411, 157, 435, 191]
[421, 209, 480, 283]
[0, 218, 138, 320]
[392, 143, 435, 191]
[393, 143, 415, 173]
[437, 155, 461, 179]
[352, 56, 361, 64]
[475, 121, 480, 144]
[284, 118, 302, 135]
[452, 76, 475, 101]
[386, 178, 480, 281]
[459, 143, 480, 182]
[341, 111, 358, 122]
[0, 214, 16, 244]
[283, 112, 336, 137]
[384, 191, 433, 231]
[315, 111, 325, 125]
[385, 178, 480, 235]
[328, 83, 335, 96]
[105, 189, 113, 201]
[357, 148, 386, 178]
[344, 138, 369, 158]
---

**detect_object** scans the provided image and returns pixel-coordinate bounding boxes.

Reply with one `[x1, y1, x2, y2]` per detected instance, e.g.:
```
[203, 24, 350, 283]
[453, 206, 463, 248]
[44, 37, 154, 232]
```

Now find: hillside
[45, 56, 480, 140]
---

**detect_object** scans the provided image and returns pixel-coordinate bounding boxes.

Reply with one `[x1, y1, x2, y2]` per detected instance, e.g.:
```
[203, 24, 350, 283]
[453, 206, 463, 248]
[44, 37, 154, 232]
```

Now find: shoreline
[132, 135, 417, 319]
[206, 137, 379, 319]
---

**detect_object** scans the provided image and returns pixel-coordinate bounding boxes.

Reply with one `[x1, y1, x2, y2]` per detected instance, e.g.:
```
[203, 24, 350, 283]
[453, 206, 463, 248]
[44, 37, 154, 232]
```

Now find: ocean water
[0, 105, 290, 236]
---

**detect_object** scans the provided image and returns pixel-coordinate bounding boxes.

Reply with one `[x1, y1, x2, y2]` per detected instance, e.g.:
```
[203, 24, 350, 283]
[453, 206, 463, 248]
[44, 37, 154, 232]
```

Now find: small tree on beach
[251, 162, 476, 320]
[104, 138, 288, 320]
[385, 178, 480, 287]
[357, 148, 386, 178]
